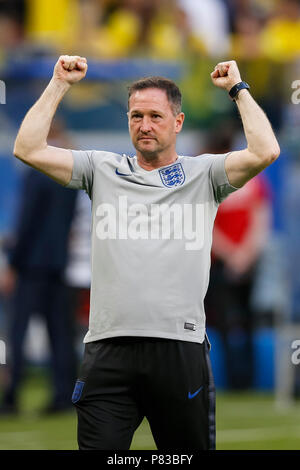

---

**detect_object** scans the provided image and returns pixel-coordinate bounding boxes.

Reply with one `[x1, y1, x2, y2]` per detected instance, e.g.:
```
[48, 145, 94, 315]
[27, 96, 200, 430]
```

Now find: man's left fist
[211, 60, 242, 92]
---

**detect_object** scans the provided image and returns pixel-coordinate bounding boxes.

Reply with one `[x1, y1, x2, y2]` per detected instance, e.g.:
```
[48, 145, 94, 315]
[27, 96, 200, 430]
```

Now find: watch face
[242, 82, 249, 89]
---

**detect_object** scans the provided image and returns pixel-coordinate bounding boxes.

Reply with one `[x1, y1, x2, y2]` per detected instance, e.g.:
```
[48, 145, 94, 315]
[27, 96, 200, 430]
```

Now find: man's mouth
[138, 137, 156, 140]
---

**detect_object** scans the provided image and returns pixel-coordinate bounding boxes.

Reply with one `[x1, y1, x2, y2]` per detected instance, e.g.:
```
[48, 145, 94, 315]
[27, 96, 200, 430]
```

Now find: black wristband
[229, 81, 250, 101]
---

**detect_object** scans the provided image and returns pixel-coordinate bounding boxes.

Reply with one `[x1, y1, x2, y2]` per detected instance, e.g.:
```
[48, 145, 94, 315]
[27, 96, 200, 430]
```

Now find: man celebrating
[13, 55, 280, 450]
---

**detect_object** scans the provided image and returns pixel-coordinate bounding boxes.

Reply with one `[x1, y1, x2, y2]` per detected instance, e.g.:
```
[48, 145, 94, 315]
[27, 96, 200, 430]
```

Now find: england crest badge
[159, 163, 185, 188]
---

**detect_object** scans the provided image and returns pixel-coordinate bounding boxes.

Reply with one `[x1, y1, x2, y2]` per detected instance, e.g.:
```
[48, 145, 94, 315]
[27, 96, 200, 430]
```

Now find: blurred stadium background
[1, 0, 300, 450]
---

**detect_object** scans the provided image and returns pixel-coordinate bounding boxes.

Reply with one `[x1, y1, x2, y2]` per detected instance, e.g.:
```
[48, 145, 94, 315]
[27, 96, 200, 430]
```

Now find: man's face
[128, 88, 184, 158]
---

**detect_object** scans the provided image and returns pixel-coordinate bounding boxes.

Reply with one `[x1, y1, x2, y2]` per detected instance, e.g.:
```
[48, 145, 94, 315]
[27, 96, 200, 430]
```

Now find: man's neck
[136, 151, 178, 171]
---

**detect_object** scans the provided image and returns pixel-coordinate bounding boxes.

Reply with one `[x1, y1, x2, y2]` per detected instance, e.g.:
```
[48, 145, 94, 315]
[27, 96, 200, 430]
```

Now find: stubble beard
[135, 138, 168, 162]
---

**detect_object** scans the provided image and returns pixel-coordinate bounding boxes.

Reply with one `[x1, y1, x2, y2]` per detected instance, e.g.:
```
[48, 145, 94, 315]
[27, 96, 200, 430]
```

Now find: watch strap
[229, 81, 250, 100]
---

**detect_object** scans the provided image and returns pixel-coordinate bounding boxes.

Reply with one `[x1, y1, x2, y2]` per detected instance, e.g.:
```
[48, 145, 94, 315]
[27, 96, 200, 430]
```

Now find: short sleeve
[66, 150, 94, 197]
[210, 152, 239, 204]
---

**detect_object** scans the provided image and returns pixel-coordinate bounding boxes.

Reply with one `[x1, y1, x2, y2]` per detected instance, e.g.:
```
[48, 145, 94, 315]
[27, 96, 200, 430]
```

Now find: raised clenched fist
[53, 55, 88, 85]
[210, 60, 242, 92]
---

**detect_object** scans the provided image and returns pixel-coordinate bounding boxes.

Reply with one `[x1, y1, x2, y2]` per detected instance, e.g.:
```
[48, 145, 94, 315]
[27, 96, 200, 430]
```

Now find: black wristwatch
[229, 81, 250, 101]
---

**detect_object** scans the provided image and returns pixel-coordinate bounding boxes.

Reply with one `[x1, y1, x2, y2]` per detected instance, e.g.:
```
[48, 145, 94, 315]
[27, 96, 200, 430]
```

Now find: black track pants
[72, 336, 215, 450]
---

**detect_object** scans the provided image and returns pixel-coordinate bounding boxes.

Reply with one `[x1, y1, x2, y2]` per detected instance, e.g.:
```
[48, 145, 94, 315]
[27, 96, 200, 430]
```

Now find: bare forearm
[235, 89, 280, 160]
[14, 78, 70, 160]
[211, 61, 280, 187]
[12, 55, 87, 185]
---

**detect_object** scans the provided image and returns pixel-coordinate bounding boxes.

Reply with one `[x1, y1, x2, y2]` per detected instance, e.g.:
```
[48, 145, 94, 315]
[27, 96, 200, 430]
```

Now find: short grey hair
[128, 76, 182, 116]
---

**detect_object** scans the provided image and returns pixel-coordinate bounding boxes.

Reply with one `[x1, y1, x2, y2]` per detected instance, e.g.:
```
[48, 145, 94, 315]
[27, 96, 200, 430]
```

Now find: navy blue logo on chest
[159, 163, 185, 188]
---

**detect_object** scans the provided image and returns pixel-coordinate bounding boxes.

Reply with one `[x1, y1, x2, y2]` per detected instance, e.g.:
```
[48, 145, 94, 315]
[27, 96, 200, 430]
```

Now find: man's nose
[140, 116, 152, 132]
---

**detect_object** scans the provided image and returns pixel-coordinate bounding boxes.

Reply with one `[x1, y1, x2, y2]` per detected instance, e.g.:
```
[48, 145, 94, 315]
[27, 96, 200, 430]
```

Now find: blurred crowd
[0, 0, 300, 402]
[1, 0, 300, 61]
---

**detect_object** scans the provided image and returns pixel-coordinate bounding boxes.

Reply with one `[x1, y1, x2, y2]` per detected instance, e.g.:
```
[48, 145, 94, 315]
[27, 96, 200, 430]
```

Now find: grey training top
[67, 150, 237, 344]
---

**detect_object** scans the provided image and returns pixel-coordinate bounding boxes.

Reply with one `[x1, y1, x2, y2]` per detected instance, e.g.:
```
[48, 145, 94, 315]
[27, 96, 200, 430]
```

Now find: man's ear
[175, 112, 185, 134]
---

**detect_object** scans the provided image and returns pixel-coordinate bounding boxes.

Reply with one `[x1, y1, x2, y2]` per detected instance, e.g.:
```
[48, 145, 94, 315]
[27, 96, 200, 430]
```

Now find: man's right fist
[53, 55, 88, 85]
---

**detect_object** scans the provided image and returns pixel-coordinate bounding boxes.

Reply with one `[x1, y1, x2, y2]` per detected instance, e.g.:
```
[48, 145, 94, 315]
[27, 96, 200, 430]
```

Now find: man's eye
[152, 114, 161, 119]
[132, 114, 142, 119]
